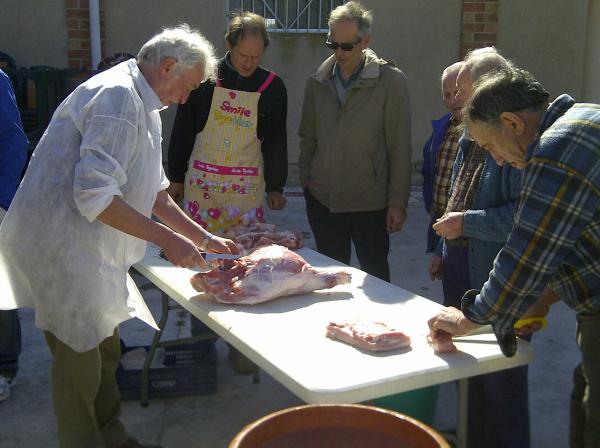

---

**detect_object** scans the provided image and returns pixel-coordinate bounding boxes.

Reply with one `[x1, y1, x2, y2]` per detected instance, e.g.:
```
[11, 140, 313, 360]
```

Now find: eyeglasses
[325, 36, 362, 51]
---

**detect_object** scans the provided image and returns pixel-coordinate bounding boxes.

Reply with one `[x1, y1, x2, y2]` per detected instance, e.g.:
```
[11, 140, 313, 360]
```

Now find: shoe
[0, 375, 16, 403]
[117, 437, 163, 448]
[228, 345, 255, 375]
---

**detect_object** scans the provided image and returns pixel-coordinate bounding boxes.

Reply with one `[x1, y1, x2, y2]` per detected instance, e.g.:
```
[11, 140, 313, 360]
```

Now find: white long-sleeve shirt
[0, 60, 166, 352]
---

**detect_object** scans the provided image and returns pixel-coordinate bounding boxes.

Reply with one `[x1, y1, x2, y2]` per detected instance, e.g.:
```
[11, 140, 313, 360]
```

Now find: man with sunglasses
[299, 1, 411, 282]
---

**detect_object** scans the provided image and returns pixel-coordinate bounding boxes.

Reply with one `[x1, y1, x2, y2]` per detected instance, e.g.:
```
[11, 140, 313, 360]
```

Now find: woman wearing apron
[168, 12, 288, 373]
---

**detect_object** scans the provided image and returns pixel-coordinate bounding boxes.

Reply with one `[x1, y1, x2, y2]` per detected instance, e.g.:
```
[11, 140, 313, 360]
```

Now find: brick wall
[66, 0, 105, 69]
[460, 0, 498, 59]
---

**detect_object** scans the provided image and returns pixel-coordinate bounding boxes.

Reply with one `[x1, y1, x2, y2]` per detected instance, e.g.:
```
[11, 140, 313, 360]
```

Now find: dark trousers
[442, 244, 531, 448]
[441, 244, 471, 307]
[570, 312, 600, 448]
[426, 213, 442, 253]
[190, 316, 216, 349]
[0, 310, 21, 377]
[304, 188, 390, 282]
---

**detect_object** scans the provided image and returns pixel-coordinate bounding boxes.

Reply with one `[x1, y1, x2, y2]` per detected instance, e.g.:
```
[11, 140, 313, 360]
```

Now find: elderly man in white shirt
[0, 25, 237, 448]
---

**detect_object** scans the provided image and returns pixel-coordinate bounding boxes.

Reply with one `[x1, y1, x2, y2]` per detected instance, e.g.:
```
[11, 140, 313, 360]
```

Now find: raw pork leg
[326, 320, 412, 352]
[190, 245, 351, 304]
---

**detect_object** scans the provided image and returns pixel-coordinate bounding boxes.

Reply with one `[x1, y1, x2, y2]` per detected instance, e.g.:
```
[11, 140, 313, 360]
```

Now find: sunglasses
[325, 36, 362, 51]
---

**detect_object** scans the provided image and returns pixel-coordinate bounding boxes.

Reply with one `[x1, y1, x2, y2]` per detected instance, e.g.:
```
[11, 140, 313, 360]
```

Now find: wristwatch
[198, 233, 213, 252]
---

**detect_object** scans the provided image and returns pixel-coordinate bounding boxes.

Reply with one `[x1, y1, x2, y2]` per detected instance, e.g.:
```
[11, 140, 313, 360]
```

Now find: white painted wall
[583, 0, 600, 102]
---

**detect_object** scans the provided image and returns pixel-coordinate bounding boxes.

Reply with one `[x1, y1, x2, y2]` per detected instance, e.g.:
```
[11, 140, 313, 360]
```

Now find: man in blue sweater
[0, 68, 28, 402]
[421, 61, 463, 258]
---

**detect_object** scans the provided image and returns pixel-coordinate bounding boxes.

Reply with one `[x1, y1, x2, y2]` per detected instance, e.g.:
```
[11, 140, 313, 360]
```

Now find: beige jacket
[298, 49, 411, 212]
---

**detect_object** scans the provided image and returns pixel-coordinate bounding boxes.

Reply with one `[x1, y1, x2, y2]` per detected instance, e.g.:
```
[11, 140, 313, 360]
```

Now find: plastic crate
[116, 342, 217, 400]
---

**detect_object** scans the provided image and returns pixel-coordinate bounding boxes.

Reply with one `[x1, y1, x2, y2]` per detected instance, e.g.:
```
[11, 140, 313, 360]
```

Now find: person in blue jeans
[0, 311, 21, 401]
[0, 68, 28, 402]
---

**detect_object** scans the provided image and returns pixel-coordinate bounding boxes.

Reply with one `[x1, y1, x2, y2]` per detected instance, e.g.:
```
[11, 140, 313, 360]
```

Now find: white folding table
[133, 245, 533, 448]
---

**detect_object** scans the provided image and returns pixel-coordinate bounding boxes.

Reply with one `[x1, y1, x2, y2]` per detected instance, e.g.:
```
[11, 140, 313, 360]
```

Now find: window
[225, 0, 346, 33]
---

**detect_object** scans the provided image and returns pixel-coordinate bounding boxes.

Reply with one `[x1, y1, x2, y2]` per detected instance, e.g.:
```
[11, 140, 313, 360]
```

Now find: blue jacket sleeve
[462, 157, 522, 242]
[421, 131, 434, 212]
[0, 70, 28, 210]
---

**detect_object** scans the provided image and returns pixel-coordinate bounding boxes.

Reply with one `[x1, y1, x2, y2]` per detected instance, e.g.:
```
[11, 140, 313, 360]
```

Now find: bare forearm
[152, 190, 210, 245]
[98, 193, 236, 267]
[97, 196, 175, 248]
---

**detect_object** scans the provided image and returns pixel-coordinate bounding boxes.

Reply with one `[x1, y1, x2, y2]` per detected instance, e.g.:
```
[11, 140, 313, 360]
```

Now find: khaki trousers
[44, 329, 129, 448]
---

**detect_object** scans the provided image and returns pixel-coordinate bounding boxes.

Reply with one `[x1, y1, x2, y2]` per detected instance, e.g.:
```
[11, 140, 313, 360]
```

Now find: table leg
[457, 378, 468, 448]
[140, 292, 170, 407]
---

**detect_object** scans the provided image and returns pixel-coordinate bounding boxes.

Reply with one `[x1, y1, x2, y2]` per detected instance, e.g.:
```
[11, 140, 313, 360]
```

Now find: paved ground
[0, 187, 579, 447]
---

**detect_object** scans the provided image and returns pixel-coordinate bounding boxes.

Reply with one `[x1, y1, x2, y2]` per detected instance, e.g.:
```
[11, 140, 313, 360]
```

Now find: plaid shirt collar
[526, 94, 576, 161]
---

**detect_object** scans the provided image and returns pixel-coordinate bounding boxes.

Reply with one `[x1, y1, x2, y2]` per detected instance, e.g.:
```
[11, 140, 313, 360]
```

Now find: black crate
[116, 343, 217, 400]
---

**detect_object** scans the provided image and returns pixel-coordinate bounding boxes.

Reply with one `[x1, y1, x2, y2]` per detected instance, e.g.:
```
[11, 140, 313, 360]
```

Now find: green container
[371, 385, 440, 426]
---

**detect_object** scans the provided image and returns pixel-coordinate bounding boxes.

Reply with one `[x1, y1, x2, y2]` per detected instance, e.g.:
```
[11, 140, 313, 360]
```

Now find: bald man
[421, 62, 463, 256]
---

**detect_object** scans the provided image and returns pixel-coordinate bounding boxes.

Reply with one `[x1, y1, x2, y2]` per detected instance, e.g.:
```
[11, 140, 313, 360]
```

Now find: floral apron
[184, 72, 276, 233]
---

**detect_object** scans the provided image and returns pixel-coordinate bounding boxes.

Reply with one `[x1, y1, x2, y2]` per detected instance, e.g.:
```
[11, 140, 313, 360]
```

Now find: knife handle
[514, 316, 548, 331]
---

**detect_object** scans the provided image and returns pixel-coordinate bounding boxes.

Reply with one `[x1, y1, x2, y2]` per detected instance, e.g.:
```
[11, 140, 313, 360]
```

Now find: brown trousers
[44, 329, 129, 448]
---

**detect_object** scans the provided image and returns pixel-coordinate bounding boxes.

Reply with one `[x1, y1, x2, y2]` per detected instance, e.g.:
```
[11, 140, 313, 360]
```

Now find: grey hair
[464, 46, 499, 62]
[441, 61, 463, 82]
[137, 24, 217, 81]
[328, 1, 373, 37]
[463, 47, 513, 81]
[465, 68, 550, 127]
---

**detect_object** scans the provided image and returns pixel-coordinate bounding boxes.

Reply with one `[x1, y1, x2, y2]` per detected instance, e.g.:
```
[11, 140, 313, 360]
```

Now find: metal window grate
[225, 0, 346, 33]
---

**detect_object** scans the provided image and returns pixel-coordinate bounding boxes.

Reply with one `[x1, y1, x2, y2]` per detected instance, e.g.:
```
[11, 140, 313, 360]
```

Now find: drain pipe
[89, 0, 101, 70]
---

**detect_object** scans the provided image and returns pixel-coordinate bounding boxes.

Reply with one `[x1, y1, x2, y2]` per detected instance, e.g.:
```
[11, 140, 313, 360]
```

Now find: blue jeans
[0, 310, 21, 377]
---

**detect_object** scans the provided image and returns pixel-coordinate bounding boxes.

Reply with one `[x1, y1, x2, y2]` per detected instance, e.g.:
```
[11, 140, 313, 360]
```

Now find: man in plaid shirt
[421, 62, 462, 254]
[429, 67, 600, 448]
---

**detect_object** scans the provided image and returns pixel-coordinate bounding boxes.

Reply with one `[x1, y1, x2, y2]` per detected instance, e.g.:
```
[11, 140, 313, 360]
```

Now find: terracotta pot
[229, 404, 450, 448]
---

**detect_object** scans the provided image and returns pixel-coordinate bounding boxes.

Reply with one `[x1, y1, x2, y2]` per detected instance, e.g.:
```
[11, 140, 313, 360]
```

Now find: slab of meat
[236, 230, 304, 255]
[190, 245, 351, 305]
[326, 320, 412, 352]
[219, 223, 277, 239]
[427, 330, 457, 353]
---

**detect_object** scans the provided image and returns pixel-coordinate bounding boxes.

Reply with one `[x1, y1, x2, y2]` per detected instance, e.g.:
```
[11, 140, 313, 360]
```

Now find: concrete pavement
[0, 187, 579, 447]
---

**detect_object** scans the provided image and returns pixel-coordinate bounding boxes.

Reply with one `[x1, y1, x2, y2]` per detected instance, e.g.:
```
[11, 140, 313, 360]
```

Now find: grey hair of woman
[465, 68, 550, 127]
[137, 24, 217, 81]
[328, 1, 373, 37]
